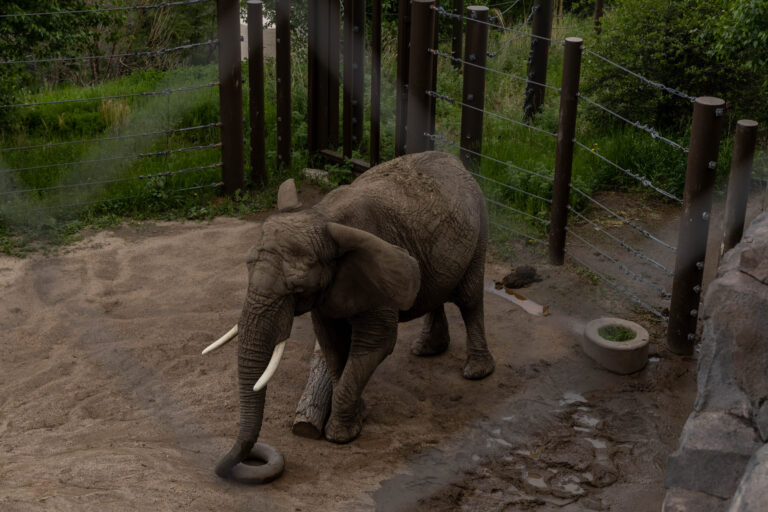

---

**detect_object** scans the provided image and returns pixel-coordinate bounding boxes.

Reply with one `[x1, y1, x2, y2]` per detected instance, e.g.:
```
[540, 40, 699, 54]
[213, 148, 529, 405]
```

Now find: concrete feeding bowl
[582, 317, 649, 374]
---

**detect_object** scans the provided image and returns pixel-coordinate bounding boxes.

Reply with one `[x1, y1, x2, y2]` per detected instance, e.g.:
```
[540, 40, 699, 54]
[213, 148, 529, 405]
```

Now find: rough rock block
[728, 443, 768, 511]
[664, 412, 761, 499]
[662, 487, 728, 512]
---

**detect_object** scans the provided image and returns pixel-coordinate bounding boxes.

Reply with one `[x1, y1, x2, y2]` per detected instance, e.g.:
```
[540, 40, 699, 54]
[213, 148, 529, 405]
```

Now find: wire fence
[0, 0, 223, 220]
[428, 3, 704, 323]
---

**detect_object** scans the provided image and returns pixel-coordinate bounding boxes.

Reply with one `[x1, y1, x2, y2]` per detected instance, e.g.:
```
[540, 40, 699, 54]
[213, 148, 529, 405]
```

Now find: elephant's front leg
[324, 307, 398, 444]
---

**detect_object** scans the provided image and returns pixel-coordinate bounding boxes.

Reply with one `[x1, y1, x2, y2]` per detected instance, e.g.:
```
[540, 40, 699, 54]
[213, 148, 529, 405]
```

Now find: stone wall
[663, 212, 768, 511]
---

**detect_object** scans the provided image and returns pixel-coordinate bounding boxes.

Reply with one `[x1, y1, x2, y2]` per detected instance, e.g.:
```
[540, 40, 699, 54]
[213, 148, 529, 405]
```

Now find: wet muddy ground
[0, 187, 705, 511]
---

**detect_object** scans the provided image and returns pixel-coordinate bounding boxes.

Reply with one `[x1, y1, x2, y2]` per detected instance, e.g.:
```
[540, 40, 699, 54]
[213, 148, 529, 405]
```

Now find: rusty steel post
[720, 120, 759, 258]
[247, 1, 266, 185]
[275, 0, 291, 168]
[308, 0, 318, 152]
[217, 0, 244, 194]
[328, 0, 340, 149]
[667, 97, 726, 355]
[548, 37, 583, 266]
[451, 0, 464, 69]
[370, 0, 381, 164]
[395, 0, 411, 156]
[459, 5, 489, 170]
[523, 0, 553, 120]
[405, 0, 436, 154]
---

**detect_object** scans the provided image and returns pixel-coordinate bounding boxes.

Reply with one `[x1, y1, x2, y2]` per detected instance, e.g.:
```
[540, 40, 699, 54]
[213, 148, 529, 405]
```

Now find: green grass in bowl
[598, 325, 636, 342]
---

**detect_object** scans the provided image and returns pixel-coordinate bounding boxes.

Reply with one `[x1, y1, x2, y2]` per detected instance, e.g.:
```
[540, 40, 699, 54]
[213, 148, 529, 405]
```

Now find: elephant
[203, 151, 496, 483]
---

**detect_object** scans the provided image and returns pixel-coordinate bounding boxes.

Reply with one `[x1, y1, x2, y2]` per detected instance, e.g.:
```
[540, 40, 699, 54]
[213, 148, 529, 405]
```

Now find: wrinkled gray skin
[215, 151, 495, 478]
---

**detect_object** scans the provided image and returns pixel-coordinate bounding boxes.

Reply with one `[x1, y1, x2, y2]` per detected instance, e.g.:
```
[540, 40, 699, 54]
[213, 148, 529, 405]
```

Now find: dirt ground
[1, 184, 713, 511]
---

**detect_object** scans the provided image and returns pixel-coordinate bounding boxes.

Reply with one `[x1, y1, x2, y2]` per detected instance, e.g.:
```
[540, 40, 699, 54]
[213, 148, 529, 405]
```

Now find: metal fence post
[459, 5, 489, 170]
[720, 119, 759, 257]
[247, 1, 266, 185]
[523, 0, 553, 120]
[395, 0, 411, 156]
[548, 37, 583, 265]
[405, 0, 436, 154]
[667, 97, 725, 355]
[451, 0, 464, 70]
[217, 0, 244, 194]
[276, 0, 291, 168]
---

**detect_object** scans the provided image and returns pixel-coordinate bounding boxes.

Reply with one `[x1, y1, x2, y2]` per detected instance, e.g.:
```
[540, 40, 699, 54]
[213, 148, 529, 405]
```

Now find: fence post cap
[736, 119, 759, 128]
[564, 37, 583, 44]
[695, 96, 725, 107]
[467, 5, 489, 11]
[246, 0, 262, 5]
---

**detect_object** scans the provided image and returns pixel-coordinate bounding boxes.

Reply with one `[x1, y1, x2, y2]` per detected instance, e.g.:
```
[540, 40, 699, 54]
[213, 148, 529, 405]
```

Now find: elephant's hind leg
[453, 247, 495, 379]
[411, 305, 451, 356]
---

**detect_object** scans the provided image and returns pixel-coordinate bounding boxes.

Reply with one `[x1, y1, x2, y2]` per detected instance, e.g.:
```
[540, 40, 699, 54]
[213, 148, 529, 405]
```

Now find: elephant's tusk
[202, 324, 238, 355]
[253, 340, 286, 392]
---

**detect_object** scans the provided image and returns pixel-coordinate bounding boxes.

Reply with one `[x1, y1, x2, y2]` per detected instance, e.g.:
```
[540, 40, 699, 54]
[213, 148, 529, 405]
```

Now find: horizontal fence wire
[2, 182, 223, 216]
[0, 143, 221, 175]
[0, 82, 219, 110]
[573, 139, 683, 203]
[486, 196, 550, 224]
[430, 49, 560, 92]
[427, 132, 554, 183]
[565, 226, 671, 298]
[0, 123, 221, 153]
[432, 6, 563, 44]
[0, 0, 213, 18]
[570, 184, 677, 253]
[568, 205, 674, 276]
[490, 219, 546, 245]
[565, 249, 668, 321]
[583, 48, 696, 103]
[578, 94, 688, 153]
[0, 40, 218, 66]
[0, 163, 222, 197]
[488, 2, 538, 56]
[428, 91, 557, 138]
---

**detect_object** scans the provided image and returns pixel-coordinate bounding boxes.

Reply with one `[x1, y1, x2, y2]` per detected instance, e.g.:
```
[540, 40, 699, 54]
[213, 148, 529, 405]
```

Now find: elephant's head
[203, 179, 420, 483]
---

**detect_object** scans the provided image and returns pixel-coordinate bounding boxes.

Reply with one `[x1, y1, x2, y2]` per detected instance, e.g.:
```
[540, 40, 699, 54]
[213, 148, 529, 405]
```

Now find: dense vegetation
[1, 0, 766, 255]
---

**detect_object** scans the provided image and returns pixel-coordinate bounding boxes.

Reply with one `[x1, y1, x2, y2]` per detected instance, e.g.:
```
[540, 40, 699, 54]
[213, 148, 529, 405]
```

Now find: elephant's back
[322, 152, 487, 316]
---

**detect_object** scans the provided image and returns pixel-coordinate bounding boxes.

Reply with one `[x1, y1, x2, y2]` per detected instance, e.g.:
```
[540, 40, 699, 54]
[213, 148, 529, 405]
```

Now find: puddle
[559, 391, 587, 406]
[485, 282, 549, 316]
[585, 438, 608, 449]
[524, 472, 548, 489]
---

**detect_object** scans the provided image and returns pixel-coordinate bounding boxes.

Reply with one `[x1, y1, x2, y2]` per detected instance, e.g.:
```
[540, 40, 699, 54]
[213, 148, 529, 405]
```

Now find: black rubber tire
[229, 442, 285, 484]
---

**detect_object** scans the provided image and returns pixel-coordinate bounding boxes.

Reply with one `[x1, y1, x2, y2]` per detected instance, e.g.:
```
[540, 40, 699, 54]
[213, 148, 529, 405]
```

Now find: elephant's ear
[324, 222, 420, 313]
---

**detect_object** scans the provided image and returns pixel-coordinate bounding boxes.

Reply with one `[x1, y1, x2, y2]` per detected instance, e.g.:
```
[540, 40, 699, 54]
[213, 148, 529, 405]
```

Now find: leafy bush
[581, 0, 768, 133]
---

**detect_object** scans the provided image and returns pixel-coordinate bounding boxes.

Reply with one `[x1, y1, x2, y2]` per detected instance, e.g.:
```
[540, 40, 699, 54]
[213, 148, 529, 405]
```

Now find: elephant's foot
[463, 351, 495, 380]
[411, 308, 450, 356]
[324, 400, 365, 444]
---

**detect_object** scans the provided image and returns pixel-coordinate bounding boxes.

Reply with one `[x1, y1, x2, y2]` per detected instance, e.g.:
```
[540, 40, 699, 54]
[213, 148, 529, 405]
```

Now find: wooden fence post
[405, 0, 436, 154]
[720, 119, 759, 257]
[370, 0, 382, 164]
[667, 97, 725, 355]
[548, 37, 583, 265]
[593, 0, 604, 34]
[395, 0, 411, 156]
[523, 0, 553, 120]
[217, 0, 244, 194]
[276, 0, 291, 168]
[247, 1, 265, 185]
[451, 0, 464, 69]
[459, 5, 489, 170]
[343, 0, 366, 156]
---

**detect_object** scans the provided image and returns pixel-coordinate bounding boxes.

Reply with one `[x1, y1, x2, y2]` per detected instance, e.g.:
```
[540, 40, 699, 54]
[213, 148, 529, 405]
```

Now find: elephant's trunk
[215, 294, 294, 481]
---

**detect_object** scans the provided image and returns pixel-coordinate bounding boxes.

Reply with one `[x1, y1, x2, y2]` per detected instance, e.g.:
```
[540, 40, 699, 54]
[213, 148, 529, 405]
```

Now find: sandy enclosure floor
[0, 194, 698, 511]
